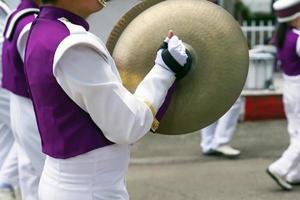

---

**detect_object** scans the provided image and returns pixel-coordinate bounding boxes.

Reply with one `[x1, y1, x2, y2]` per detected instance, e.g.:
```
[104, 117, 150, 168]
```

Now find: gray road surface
[127, 120, 300, 200]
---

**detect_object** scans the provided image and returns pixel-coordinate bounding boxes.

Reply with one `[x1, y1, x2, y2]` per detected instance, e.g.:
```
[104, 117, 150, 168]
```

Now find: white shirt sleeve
[296, 36, 300, 57]
[54, 44, 175, 144]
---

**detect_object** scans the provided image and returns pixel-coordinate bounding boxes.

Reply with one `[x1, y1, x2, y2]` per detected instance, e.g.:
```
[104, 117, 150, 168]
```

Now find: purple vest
[25, 6, 113, 159]
[277, 28, 300, 76]
[1, 0, 38, 97]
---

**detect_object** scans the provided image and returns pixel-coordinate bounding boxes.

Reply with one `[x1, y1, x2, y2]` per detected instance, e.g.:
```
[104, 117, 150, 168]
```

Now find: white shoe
[205, 145, 240, 158]
[0, 183, 17, 200]
[286, 176, 300, 186]
[267, 167, 293, 191]
[286, 169, 300, 186]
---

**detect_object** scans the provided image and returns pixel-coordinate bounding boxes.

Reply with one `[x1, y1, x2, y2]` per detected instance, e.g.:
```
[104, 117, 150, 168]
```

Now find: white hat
[273, 0, 300, 22]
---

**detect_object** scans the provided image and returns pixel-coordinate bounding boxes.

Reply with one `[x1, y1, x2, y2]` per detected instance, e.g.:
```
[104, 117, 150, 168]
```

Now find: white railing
[241, 20, 275, 48]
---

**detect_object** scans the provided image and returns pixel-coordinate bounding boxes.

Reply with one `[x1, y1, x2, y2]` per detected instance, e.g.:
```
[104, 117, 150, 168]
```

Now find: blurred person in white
[0, 1, 20, 200]
[200, 97, 244, 158]
[200, 0, 244, 159]
[267, 0, 300, 191]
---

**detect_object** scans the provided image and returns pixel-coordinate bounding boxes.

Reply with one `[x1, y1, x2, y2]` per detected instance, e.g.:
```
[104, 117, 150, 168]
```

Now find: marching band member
[200, 96, 243, 158]
[267, 0, 300, 191]
[24, 0, 192, 199]
[1, 0, 45, 199]
[0, 1, 19, 199]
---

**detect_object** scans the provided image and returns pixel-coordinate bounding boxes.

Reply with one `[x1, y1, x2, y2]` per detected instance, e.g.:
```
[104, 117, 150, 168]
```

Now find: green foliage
[234, 1, 276, 23]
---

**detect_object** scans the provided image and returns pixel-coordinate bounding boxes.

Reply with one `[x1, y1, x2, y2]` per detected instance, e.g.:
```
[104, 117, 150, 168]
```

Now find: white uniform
[0, 87, 14, 172]
[0, 88, 19, 189]
[269, 74, 300, 183]
[0, 0, 19, 189]
[37, 20, 176, 200]
[268, 29, 300, 183]
[9, 93, 45, 200]
[0, 143, 19, 188]
[267, 0, 300, 190]
[201, 96, 244, 153]
[2, 7, 45, 200]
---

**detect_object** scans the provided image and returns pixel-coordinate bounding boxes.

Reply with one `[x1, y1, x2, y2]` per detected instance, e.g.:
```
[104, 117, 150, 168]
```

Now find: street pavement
[127, 120, 300, 200]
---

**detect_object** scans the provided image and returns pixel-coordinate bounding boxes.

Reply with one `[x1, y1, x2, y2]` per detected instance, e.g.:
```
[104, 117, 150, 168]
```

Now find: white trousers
[0, 88, 18, 187]
[0, 143, 19, 187]
[0, 88, 14, 168]
[269, 75, 300, 182]
[201, 96, 244, 152]
[10, 93, 45, 200]
[39, 145, 130, 200]
[0, 122, 14, 169]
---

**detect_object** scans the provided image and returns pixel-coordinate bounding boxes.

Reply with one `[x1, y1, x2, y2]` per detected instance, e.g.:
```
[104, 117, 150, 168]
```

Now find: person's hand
[155, 31, 192, 80]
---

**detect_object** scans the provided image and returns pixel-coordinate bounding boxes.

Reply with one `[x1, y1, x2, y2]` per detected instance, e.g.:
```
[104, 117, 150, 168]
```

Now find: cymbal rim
[107, 0, 164, 54]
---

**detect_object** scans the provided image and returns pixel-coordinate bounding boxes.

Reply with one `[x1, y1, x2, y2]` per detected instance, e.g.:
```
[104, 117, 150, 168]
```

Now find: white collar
[292, 28, 300, 35]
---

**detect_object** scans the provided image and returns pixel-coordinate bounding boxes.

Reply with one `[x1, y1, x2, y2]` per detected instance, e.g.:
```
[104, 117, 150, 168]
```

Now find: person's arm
[53, 43, 175, 144]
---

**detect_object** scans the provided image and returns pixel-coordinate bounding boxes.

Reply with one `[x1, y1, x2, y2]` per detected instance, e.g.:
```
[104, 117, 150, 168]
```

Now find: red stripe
[244, 95, 285, 121]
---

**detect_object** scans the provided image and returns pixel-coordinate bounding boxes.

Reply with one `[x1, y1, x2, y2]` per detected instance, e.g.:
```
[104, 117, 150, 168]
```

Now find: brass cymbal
[107, 0, 249, 135]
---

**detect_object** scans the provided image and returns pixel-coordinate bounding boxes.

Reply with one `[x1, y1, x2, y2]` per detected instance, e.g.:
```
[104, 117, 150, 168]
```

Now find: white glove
[155, 36, 189, 71]
[167, 36, 188, 66]
[154, 35, 192, 80]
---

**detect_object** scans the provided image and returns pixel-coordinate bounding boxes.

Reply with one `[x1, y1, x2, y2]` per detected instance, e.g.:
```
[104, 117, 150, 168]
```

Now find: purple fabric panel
[25, 6, 113, 159]
[156, 82, 176, 121]
[277, 28, 300, 76]
[276, 2, 300, 18]
[1, 0, 38, 97]
[19, 0, 37, 9]
[38, 6, 89, 31]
